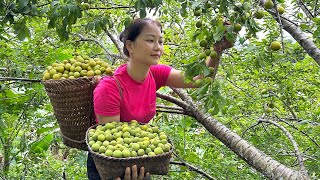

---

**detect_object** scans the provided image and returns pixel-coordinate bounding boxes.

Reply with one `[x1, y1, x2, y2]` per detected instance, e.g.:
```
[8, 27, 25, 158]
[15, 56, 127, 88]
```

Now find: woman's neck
[126, 61, 150, 82]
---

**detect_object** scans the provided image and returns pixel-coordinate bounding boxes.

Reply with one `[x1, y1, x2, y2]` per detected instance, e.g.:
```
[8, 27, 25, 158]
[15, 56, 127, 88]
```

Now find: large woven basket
[86, 124, 173, 180]
[43, 77, 97, 151]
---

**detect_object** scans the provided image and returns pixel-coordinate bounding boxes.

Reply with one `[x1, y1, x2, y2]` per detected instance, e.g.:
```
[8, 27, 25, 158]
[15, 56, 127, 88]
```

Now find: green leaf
[18, 0, 28, 9]
[312, 18, 320, 24]
[139, 8, 146, 18]
[61, 5, 69, 16]
[313, 27, 320, 39]
[30, 134, 54, 154]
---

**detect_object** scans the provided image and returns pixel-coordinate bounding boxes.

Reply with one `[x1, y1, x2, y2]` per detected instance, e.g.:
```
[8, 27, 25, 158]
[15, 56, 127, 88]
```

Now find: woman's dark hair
[119, 18, 162, 57]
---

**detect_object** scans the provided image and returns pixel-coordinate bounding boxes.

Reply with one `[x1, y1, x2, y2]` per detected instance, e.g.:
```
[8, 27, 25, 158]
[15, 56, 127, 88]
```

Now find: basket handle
[114, 76, 123, 100]
[60, 131, 86, 143]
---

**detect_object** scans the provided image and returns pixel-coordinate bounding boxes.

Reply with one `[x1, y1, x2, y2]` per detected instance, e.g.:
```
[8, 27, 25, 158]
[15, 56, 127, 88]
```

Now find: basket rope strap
[114, 76, 123, 100]
[60, 131, 86, 143]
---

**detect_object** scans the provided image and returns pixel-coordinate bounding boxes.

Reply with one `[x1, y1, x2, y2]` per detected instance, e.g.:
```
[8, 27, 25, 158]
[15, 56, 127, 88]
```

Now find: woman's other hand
[115, 165, 150, 180]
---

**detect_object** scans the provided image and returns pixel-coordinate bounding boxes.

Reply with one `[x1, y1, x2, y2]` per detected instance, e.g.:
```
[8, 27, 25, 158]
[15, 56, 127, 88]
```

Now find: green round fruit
[277, 6, 285, 14]
[199, 52, 207, 59]
[113, 150, 122, 158]
[264, 0, 274, 9]
[99, 146, 107, 153]
[270, 41, 281, 51]
[137, 149, 145, 156]
[154, 147, 164, 155]
[194, 79, 203, 87]
[261, 89, 268, 94]
[194, 10, 201, 16]
[199, 40, 208, 47]
[210, 51, 218, 58]
[205, 49, 211, 56]
[91, 143, 100, 152]
[196, 21, 202, 28]
[122, 149, 131, 158]
[43, 73, 51, 80]
[105, 149, 113, 156]
[255, 10, 264, 19]
[234, 23, 242, 32]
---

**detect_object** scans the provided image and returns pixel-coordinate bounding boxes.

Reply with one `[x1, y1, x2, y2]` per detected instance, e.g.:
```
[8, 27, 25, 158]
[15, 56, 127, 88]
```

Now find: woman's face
[126, 22, 164, 66]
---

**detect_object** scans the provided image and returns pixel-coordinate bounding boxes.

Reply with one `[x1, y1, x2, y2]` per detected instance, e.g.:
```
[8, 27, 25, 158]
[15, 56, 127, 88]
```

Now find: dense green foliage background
[0, 0, 319, 179]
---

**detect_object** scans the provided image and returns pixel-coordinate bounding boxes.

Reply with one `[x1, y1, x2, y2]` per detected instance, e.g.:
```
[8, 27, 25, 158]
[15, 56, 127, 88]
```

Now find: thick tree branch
[102, 28, 126, 60]
[170, 161, 214, 180]
[156, 92, 190, 113]
[156, 109, 186, 115]
[258, 118, 308, 176]
[169, 88, 308, 179]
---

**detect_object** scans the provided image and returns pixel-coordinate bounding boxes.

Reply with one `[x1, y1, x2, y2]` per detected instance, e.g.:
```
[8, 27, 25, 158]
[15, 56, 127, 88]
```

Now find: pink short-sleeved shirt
[93, 64, 172, 123]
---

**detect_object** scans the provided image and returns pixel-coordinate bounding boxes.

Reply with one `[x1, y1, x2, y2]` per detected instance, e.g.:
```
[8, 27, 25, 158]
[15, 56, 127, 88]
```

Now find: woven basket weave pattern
[43, 77, 96, 150]
[86, 124, 172, 180]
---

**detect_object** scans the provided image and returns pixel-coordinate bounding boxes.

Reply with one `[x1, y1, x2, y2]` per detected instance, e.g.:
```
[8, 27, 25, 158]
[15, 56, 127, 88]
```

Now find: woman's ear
[125, 40, 133, 53]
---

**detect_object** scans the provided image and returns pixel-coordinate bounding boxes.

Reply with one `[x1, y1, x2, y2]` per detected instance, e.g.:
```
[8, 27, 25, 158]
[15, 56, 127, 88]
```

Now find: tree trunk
[172, 88, 309, 180]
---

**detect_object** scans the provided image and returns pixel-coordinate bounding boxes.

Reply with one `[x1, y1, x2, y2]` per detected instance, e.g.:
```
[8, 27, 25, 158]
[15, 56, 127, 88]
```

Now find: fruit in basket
[88, 121, 172, 158]
[42, 55, 114, 80]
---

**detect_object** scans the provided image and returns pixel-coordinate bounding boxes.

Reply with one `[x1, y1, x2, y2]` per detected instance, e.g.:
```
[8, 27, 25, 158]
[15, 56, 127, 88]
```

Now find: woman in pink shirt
[89, 18, 233, 180]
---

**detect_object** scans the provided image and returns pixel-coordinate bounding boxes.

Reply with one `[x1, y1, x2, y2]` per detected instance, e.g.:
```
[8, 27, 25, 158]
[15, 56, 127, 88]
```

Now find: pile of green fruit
[88, 120, 172, 158]
[42, 55, 113, 80]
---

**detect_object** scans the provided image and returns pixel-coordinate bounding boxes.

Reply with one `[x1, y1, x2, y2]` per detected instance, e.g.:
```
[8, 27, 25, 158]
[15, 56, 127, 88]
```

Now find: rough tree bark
[157, 88, 309, 180]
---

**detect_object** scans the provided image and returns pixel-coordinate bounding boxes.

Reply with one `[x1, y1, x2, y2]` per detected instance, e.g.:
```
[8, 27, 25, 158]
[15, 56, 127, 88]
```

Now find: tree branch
[269, 91, 297, 119]
[297, 0, 315, 19]
[102, 28, 126, 60]
[156, 105, 184, 111]
[260, 0, 320, 65]
[0, 77, 41, 82]
[156, 92, 190, 112]
[315, 0, 319, 16]
[71, 33, 124, 62]
[258, 118, 308, 176]
[88, 6, 134, 10]
[276, 116, 320, 148]
[170, 161, 215, 180]
[156, 109, 186, 115]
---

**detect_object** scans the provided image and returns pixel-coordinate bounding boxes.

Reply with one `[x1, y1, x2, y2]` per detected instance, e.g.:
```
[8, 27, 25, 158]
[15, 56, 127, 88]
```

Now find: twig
[315, 0, 319, 16]
[269, 91, 297, 119]
[297, 0, 315, 19]
[170, 161, 215, 180]
[72, 33, 123, 62]
[271, 0, 285, 53]
[156, 105, 184, 111]
[88, 6, 134, 10]
[276, 116, 320, 148]
[0, 77, 41, 82]
[258, 118, 308, 176]
[241, 121, 261, 137]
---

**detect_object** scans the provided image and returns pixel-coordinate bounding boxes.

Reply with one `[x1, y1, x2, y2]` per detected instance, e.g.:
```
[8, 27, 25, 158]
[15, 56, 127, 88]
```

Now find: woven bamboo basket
[43, 77, 97, 151]
[86, 124, 173, 180]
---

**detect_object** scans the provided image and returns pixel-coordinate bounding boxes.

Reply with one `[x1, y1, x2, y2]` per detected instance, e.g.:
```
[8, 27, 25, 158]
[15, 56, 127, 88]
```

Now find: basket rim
[42, 76, 94, 84]
[86, 123, 173, 161]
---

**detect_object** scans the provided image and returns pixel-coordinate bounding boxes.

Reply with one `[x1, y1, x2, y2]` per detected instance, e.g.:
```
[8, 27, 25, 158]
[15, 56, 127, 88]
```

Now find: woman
[88, 18, 233, 180]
